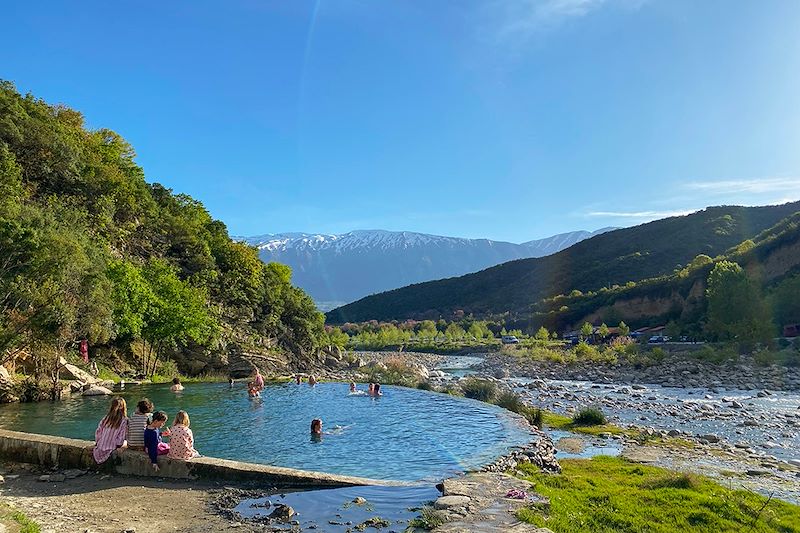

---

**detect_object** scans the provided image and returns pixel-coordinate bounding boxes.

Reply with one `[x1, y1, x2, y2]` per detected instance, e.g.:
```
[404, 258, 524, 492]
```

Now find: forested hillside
[0, 81, 325, 384]
[328, 202, 800, 323]
[507, 211, 800, 339]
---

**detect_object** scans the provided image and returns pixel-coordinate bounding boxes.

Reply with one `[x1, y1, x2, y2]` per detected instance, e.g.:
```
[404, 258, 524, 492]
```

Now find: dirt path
[0, 463, 251, 533]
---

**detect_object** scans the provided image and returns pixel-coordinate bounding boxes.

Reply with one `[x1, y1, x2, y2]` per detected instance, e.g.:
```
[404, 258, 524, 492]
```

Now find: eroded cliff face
[752, 240, 800, 282]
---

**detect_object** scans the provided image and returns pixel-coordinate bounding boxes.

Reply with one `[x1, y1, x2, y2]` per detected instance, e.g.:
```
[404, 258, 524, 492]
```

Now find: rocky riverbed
[480, 351, 800, 391]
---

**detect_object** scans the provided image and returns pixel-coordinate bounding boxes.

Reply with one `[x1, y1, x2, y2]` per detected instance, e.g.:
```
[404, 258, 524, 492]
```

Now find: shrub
[572, 406, 606, 426]
[416, 381, 434, 391]
[522, 406, 544, 429]
[461, 378, 497, 402]
[494, 390, 525, 412]
[15, 377, 46, 403]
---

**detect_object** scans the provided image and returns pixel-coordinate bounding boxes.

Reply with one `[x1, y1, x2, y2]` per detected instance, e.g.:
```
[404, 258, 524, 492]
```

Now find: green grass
[543, 411, 631, 436]
[516, 456, 800, 533]
[0, 503, 41, 533]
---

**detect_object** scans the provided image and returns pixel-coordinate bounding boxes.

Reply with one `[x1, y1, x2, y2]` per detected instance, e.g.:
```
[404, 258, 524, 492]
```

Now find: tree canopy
[0, 81, 325, 378]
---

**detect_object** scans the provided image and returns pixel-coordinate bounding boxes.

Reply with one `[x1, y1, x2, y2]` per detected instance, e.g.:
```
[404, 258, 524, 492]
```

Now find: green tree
[138, 259, 215, 376]
[534, 326, 550, 342]
[580, 322, 594, 340]
[618, 321, 630, 337]
[597, 323, 610, 341]
[706, 261, 773, 347]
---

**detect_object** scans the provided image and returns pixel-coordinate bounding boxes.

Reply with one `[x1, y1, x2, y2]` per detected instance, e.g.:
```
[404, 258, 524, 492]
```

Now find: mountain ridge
[240, 228, 616, 307]
[326, 202, 800, 323]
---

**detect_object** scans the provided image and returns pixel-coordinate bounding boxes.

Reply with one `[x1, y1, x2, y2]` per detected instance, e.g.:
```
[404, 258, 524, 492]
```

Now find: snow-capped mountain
[240, 228, 615, 310]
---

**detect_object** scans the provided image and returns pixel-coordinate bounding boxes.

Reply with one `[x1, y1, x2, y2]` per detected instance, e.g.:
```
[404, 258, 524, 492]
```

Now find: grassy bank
[0, 503, 40, 533]
[516, 456, 800, 533]
[542, 411, 632, 437]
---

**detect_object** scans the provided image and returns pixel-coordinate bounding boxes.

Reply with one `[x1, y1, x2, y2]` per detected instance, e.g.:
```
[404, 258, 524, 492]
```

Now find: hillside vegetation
[327, 202, 800, 323]
[0, 81, 325, 393]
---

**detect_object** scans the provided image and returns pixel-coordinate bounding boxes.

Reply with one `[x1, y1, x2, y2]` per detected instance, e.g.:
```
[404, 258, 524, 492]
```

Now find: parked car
[501, 335, 519, 344]
[647, 335, 670, 344]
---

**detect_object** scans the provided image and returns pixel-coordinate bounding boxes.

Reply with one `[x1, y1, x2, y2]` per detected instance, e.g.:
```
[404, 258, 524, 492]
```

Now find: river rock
[82, 385, 113, 396]
[746, 469, 770, 476]
[699, 434, 720, 443]
[60, 363, 96, 384]
[789, 459, 800, 468]
[268, 504, 295, 520]
[434, 495, 472, 510]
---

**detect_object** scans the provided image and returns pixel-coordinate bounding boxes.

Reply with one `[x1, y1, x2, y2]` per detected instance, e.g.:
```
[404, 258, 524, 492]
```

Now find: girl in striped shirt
[93, 397, 128, 464]
[127, 398, 153, 450]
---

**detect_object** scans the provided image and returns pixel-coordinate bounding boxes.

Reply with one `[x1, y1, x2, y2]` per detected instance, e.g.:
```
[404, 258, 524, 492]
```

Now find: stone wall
[0, 429, 391, 488]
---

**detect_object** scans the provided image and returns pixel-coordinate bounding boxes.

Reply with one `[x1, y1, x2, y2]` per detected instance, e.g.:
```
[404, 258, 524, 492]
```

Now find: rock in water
[268, 504, 295, 520]
[81, 385, 113, 396]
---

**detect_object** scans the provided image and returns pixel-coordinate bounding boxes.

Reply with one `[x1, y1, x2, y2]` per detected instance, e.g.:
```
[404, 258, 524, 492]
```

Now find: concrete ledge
[0, 429, 394, 488]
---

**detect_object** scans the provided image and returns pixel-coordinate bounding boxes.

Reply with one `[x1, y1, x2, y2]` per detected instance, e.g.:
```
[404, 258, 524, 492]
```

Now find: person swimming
[310, 418, 322, 435]
[247, 382, 260, 398]
[295, 374, 302, 385]
[308, 375, 317, 386]
[370, 383, 383, 396]
[348, 382, 366, 396]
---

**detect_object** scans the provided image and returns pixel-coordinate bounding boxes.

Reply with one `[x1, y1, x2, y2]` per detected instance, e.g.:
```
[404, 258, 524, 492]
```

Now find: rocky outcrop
[482, 431, 561, 474]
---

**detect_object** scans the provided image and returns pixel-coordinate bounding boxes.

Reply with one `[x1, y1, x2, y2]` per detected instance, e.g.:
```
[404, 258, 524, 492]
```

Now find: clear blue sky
[3, 0, 800, 242]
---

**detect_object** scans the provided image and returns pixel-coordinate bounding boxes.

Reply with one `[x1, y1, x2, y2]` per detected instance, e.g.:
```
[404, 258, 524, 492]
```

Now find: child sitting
[168, 410, 200, 460]
[127, 398, 153, 450]
[144, 411, 171, 471]
[93, 397, 129, 464]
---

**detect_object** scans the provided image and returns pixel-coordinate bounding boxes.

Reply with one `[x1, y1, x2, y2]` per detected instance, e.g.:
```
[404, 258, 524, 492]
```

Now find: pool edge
[0, 429, 402, 488]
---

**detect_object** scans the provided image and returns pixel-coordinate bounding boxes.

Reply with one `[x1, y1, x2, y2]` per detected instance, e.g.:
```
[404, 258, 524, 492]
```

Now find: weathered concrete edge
[0, 429, 400, 488]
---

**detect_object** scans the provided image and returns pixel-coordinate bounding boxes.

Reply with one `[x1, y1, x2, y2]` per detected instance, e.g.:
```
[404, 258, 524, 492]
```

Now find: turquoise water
[0, 382, 532, 481]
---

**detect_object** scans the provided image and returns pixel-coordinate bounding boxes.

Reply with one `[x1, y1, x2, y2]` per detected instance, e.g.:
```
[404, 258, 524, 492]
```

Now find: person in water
[170, 377, 184, 392]
[370, 383, 383, 396]
[253, 368, 265, 391]
[228, 378, 234, 387]
[295, 374, 302, 385]
[310, 418, 322, 435]
[308, 375, 317, 386]
[247, 382, 260, 398]
[349, 382, 356, 393]
[367, 383, 375, 395]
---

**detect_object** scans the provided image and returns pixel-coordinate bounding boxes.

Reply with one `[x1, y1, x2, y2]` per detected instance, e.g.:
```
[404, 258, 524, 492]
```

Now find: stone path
[431, 473, 553, 533]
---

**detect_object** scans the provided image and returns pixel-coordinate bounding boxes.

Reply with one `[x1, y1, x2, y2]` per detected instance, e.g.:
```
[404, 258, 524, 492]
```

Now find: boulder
[434, 495, 472, 510]
[61, 363, 97, 384]
[82, 385, 113, 396]
[699, 434, 720, 443]
[268, 504, 295, 520]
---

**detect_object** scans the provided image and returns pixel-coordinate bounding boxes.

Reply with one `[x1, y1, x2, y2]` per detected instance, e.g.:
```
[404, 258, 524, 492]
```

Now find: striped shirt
[127, 412, 151, 448]
[93, 417, 128, 463]
[168, 425, 199, 460]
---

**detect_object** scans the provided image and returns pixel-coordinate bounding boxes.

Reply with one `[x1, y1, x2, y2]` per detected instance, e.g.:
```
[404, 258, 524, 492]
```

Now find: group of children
[92, 396, 200, 470]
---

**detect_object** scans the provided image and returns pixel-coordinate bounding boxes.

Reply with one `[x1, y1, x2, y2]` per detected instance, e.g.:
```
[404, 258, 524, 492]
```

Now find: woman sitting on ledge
[93, 397, 129, 464]
[168, 410, 200, 460]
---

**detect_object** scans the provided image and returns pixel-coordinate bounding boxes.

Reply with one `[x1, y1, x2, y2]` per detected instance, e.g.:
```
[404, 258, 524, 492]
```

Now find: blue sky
[3, 0, 800, 242]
